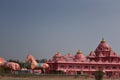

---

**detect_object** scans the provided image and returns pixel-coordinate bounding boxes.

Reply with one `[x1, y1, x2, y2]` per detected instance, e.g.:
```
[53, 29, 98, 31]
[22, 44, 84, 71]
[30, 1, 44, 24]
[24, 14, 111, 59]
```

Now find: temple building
[47, 38, 120, 78]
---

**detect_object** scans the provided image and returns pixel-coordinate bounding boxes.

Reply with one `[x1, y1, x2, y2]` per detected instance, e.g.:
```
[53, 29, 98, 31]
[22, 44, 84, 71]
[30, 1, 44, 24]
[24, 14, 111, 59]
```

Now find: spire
[101, 38, 106, 43]
[77, 50, 82, 54]
[95, 38, 111, 52]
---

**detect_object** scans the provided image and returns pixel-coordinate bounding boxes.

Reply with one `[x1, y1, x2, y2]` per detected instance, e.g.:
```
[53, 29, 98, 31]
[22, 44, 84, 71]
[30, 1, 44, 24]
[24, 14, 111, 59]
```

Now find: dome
[0, 57, 6, 65]
[89, 51, 95, 57]
[95, 38, 111, 51]
[0, 57, 6, 62]
[53, 52, 62, 58]
[74, 50, 87, 62]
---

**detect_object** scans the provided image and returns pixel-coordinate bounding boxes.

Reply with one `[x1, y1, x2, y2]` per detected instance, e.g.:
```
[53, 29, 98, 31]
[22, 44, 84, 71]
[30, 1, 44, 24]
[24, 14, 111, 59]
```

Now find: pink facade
[47, 39, 120, 78]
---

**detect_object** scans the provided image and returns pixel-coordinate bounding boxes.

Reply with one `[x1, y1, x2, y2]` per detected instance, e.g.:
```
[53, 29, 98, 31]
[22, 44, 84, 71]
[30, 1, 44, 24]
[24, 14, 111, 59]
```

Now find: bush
[95, 69, 104, 80]
[51, 70, 65, 74]
[0, 67, 4, 75]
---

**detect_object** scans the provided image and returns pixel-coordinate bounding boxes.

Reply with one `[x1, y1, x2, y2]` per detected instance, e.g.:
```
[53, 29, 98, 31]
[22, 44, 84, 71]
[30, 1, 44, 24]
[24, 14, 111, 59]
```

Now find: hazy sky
[1, 0, 120, 61]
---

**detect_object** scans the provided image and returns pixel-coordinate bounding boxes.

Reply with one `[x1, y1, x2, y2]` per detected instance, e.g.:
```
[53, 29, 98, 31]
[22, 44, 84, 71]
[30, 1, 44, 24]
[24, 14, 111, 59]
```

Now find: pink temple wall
[47, 39, 120, 78]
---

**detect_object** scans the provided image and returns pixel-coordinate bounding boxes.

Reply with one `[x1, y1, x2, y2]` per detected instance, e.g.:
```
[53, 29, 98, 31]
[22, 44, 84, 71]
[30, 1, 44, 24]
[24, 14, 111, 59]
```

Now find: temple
[47, 38, 120, 78]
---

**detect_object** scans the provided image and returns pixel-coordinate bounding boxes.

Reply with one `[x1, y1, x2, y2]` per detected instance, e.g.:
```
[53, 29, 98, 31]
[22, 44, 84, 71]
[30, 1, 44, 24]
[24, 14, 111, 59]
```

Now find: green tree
[0, 67, 4, 75]
[36, 59, 47, 63]
[95, 68, 104, 80]
[18, 61, 30, 69]
[7, 59, 20, 63]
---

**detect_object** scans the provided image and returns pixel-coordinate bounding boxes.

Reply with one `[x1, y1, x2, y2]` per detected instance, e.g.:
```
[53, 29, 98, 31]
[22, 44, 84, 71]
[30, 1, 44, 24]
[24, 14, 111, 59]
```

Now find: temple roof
[95, 38, 112, 52]
[89, 51, 95, 58]
[0, 57, 6, 65]
[74, 50, 87, 62]
[53, 52, 62, 58]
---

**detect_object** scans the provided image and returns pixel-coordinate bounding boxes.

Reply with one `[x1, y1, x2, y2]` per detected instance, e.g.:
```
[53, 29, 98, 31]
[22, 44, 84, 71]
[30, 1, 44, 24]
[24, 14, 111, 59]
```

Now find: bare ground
[0, 76, 120, 80]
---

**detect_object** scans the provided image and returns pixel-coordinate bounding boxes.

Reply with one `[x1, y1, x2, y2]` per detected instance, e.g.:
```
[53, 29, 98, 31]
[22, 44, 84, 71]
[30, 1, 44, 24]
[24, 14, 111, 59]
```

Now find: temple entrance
[77, 71, 81, 75]
[77, 71, 83, 75]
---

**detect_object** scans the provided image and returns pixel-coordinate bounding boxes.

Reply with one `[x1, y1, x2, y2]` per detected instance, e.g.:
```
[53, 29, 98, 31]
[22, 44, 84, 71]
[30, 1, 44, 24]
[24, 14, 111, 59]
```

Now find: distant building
[47, 38, 120, 78]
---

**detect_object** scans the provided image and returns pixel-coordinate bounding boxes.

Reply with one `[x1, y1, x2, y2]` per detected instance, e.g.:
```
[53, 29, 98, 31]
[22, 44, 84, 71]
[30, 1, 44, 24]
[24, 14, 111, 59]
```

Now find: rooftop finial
[101, 38, 106, 43]
[77, 50, 82, 54]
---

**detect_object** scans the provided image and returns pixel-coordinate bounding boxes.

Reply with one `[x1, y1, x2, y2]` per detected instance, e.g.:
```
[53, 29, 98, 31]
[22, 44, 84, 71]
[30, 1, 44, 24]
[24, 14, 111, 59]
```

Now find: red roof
[95, 38, 111, 52]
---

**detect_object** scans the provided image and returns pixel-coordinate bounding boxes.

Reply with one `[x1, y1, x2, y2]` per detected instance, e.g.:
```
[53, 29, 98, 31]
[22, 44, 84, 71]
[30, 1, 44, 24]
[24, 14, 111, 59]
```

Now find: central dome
[95, 38, 111, 51]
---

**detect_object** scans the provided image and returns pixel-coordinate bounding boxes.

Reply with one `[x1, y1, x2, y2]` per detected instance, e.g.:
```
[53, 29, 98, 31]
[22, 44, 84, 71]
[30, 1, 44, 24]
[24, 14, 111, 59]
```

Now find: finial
[77, 50, 82, 54]
[101, 38, 106, 43]
[56, 51, 60, 54]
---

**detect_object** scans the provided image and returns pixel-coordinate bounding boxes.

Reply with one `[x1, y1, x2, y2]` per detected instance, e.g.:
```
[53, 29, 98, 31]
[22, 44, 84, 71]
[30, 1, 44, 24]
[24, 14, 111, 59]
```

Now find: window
[92, 73, 95, 75]
[105, 66, 109, 69]
[98, 66, 102, 69]
[91, 66, 95, 69]
[69, 65, 73, 68]
[85, 65, 88, 69]
[60, 65, 64, 68]
[77, 65, 80, 68]
[112, 66, 117, 69]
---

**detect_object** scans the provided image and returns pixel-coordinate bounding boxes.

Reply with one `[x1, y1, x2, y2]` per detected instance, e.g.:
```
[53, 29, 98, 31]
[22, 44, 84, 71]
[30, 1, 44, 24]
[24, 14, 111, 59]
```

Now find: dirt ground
[0, 76, 92, 80]
[0, 77, 120, 80]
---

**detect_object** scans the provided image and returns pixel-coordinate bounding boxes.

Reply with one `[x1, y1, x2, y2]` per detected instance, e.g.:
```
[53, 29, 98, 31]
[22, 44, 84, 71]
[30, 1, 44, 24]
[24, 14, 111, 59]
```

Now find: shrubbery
[95, 69, 104, 80]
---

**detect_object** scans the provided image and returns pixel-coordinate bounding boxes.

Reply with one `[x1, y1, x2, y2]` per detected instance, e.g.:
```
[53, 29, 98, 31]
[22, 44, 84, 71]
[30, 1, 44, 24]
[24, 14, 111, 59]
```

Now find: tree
[95, 68, 104, 80]
[19, 61, 30, 69]
[0, 67, 4, 75]
[7, 59, 20, 63]
[36, 59, 47, 63]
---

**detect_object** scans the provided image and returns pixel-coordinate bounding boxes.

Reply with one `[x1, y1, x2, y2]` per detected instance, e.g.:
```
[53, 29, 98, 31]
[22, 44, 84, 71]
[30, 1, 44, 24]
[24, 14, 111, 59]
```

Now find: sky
[0, 0, 120, 61]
